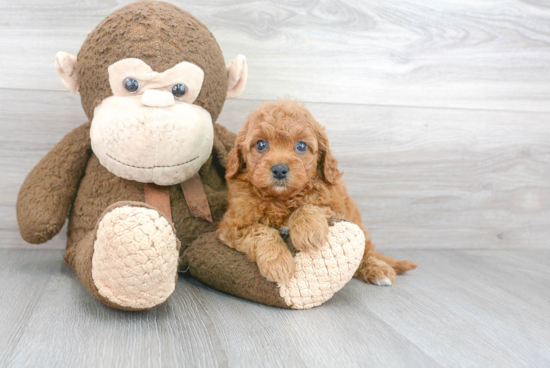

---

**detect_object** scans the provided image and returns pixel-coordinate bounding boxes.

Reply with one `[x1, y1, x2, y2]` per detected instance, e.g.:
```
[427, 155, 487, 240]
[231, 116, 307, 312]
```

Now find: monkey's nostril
[271, 164, 289, 180]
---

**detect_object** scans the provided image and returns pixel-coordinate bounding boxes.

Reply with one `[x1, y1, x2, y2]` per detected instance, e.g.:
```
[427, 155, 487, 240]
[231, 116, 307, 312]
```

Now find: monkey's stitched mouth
[106, 153, 199, 169]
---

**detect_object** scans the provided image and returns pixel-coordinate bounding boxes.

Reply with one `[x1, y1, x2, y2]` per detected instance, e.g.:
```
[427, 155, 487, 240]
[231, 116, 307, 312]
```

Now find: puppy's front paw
[289, 215, 329, 254]
[257, 248, 296, 284]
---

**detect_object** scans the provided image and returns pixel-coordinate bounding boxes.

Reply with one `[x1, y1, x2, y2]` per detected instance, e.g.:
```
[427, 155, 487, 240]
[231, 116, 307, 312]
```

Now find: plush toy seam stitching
[106, 153, 199, 169]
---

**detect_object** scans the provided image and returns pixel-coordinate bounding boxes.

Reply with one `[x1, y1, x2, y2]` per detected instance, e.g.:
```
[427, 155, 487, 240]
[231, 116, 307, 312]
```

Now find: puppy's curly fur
[217, 100, 417, 285]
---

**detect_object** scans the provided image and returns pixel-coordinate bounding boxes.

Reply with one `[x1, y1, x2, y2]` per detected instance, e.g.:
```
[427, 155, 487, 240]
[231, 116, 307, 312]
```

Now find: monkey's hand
[17, 122, 91, 244]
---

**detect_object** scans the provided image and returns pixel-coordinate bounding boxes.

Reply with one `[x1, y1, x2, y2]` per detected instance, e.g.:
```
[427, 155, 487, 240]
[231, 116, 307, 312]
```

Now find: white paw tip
[373, 277, 393, 286]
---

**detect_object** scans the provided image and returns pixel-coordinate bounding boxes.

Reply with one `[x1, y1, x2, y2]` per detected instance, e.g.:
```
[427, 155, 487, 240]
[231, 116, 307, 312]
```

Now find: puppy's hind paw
[357, 256, 397, 287]
[372, 277, 393, 287]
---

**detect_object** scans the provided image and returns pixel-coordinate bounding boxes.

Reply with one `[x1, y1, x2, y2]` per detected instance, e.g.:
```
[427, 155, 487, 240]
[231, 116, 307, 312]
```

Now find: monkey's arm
[17, 122, 92, 244]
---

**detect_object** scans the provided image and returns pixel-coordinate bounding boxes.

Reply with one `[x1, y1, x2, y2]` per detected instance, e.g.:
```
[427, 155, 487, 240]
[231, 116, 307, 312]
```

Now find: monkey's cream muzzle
[91, 95, 213, 186]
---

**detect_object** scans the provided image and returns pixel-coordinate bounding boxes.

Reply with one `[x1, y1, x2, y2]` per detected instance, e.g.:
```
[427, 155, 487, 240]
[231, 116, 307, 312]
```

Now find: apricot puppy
[217, 100, 417, 285]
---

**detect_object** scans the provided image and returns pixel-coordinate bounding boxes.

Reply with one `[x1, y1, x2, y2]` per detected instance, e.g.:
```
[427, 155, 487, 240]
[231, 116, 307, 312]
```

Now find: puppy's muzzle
[271, 164, 289, 180]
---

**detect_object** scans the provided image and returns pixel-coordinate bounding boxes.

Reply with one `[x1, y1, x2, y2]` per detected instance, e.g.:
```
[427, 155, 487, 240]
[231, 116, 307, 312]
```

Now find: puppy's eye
[256, 140, 268, 152]
[171, 84, 187, 98]
[295, 141, 307, 153]
[123, 78, 140, 93]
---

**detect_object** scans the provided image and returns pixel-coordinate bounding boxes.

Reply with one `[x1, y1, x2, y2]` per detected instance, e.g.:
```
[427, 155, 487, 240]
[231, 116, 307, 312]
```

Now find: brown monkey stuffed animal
[17, 1, 365, 311]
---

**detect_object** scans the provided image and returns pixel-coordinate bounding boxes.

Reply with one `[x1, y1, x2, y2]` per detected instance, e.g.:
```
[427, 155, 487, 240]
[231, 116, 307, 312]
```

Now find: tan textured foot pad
[91, 206, 179, 310]
[279, 221, 365, 309]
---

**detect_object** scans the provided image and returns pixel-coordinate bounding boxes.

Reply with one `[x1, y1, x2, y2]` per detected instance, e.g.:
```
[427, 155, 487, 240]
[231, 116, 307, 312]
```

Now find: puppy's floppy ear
[317, 128, 342, 185]
[225, 129, 247, 180]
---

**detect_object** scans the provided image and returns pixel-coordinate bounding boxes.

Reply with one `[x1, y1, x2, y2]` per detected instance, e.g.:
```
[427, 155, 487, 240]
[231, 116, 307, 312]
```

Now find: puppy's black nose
[271, 164, 289, 180]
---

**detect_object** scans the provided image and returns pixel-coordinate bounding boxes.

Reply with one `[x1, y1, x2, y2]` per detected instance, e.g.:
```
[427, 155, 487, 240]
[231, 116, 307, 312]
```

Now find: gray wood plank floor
[0, 248, 548, 368]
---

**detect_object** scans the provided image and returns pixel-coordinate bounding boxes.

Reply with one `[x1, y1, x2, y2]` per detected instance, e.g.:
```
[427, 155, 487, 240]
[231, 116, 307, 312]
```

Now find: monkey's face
[90, 59, 213, 185]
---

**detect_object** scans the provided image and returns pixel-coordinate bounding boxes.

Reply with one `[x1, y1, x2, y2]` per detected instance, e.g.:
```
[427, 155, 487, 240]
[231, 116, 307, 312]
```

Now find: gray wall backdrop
[1, 0, 549, 250]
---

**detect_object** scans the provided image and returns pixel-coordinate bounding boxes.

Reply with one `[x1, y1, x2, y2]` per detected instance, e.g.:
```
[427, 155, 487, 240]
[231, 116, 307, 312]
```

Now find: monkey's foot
[278, 221, 365, 309]
[91, 205, 179, 310]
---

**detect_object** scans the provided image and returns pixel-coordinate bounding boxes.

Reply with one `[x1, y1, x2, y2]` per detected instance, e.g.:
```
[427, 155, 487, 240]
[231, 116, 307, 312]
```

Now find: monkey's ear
[226, 55, 247, 99]
[55, 52, 79, 94]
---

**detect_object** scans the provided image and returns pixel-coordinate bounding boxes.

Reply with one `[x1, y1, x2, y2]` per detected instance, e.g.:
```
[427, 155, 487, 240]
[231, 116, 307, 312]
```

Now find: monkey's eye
[123, 78, 140, 93]
[171, 84, 187, 98]
[256, 140, 268, 152]
[295, 141, 307, 153]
